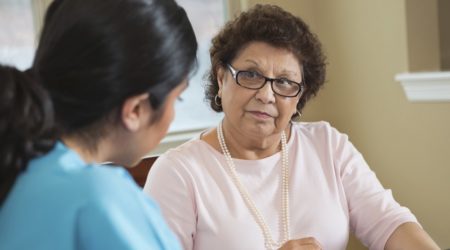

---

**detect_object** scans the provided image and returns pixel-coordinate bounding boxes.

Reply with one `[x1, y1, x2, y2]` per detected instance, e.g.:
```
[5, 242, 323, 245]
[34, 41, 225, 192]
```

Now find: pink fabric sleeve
[143, 154, 197, 250]
[331, 127, 418, 250]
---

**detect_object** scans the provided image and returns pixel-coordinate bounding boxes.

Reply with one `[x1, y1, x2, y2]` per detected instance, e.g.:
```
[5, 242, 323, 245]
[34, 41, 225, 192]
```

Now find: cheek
[222, 87, 237, 112]
[226, 88, 253, 110]
[152, 102, 175, 139]
[168, 107, 176, 125]
[162, 103, 175, 129]
[278, 100, 298, 119]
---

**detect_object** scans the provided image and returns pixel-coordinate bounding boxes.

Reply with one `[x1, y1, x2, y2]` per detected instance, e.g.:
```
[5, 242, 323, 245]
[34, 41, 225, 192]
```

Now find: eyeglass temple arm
[226, 64, 237, 77]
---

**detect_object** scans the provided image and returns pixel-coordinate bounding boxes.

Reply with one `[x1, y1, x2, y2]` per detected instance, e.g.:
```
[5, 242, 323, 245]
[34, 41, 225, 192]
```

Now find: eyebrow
[243, 59, 299, 76]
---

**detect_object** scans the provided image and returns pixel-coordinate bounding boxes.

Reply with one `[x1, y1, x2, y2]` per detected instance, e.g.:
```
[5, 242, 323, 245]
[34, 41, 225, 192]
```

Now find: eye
[239, 71, 260, 79]
[275, 78, 293, 85]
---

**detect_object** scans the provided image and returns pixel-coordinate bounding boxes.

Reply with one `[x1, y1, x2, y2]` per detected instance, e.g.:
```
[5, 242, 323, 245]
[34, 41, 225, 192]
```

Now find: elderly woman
[144, 4, 438, 250]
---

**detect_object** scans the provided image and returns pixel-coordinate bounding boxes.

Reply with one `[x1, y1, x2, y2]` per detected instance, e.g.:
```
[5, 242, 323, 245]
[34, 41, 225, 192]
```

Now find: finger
[281, 237, 323, 249]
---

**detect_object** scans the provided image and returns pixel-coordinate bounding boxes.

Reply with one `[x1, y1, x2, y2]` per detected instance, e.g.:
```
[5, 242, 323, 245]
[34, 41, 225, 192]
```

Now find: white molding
[395, 71, 450, 102]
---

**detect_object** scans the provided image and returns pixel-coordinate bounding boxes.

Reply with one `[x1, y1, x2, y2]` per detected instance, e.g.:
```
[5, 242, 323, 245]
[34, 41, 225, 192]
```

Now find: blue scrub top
[0, 142, 181, 250]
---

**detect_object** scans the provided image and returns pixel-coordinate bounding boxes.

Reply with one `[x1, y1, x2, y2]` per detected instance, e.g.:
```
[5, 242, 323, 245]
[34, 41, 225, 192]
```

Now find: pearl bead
[218, 122, 290, 250]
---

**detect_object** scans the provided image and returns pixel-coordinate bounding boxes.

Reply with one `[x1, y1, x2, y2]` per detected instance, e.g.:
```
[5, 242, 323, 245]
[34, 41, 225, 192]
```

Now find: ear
[121, 93, 151, 132]
[216, 66, 226, 97]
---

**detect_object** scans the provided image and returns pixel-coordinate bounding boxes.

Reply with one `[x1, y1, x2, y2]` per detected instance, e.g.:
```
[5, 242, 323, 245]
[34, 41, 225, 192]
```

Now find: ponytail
[0, 66, 55, 204]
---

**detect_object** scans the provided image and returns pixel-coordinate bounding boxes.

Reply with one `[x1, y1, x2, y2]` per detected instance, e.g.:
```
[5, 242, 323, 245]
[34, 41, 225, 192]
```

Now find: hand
[278, 237, 323, 250]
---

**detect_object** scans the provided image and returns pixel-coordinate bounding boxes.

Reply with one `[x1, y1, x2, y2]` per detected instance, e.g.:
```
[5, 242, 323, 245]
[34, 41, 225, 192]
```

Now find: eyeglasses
[227, 64, 304, 97]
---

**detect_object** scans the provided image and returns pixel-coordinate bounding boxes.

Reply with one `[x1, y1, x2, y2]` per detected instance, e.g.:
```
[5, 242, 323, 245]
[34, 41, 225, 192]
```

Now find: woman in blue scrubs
[0, 0, 197, 249]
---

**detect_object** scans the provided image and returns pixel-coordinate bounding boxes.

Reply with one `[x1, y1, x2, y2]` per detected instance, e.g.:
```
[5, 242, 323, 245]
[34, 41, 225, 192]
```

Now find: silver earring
[214, 95, 221, 107]
[296, 110, 302, 118]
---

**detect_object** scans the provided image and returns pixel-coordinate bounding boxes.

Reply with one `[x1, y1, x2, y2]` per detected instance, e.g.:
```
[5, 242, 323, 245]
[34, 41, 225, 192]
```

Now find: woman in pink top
[144, 4, 438, 250]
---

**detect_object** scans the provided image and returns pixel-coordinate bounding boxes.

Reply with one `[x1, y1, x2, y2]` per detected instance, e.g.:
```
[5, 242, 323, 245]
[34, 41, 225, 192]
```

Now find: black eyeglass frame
[226, 64, 304, 97]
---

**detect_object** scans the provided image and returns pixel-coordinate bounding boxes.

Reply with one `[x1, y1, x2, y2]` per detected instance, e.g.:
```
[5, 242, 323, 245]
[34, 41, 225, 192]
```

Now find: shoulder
[75, 167, 179, 250]
[78, 164, 134, 188]
[78, 164, 165, 227]
[156, 138, 215, 166]
[28, 142, 142, 200]
[76, 164, 149, 206]
[291, 121, 360, 163]
[293, 120, 339, 133]
[292, 121, 348, 144]
[146, 138, 218, 187]
[293, 121, 365, 172]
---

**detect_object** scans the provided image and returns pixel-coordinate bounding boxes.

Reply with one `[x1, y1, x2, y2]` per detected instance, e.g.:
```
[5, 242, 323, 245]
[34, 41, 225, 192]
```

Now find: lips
[248, 110, 276, 119]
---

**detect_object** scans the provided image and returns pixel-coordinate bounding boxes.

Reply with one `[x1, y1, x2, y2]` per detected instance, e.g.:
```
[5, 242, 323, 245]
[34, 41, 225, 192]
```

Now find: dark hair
[206, 4, 326, 114]
[0, 0, 197, 204]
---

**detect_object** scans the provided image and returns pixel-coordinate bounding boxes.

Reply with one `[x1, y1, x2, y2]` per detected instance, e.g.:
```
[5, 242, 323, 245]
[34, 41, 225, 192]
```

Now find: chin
[123, 157, 145, 168]
[249, 122, 274, 133]
[115, 154, 142, 168]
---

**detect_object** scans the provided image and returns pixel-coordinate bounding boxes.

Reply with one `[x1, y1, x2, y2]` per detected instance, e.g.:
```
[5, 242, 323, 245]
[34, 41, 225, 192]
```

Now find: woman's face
[217, 41, 303, 138]
[126, 81, 187, 166]
[145, 81, 187, 147]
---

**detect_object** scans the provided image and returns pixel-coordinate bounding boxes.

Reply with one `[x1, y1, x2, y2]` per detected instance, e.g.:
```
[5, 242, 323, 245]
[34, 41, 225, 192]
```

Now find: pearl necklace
[217, 123, 290, 250]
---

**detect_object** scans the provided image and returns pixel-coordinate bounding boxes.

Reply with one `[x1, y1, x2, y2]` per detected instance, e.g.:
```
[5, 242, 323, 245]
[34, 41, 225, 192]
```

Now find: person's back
[0, 0, 197, 249]
[0, 142, 178, 249]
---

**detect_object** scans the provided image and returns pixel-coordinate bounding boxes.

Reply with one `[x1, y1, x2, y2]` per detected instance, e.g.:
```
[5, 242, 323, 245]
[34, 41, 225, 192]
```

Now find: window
[0, 0, 35, 70]
[1, 0, 228, 155]
[150, 0, 227, 155]
[168, 0, 225, 133]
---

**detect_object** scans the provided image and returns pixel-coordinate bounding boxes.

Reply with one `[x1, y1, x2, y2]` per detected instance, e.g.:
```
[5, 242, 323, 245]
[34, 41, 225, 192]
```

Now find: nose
[254, 80, 276, 104]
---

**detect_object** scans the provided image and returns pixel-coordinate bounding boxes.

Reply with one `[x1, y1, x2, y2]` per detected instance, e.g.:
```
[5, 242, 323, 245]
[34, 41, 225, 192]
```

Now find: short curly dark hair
[205, 4, 326, 116]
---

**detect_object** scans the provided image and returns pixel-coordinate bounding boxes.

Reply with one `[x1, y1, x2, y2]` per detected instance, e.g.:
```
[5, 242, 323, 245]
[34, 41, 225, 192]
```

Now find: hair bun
[0, 65, 56, 202]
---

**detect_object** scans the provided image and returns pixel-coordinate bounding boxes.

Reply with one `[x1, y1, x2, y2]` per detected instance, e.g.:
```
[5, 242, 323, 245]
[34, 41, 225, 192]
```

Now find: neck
[220, 120, 291, 160]
[61, 136, 109, 164]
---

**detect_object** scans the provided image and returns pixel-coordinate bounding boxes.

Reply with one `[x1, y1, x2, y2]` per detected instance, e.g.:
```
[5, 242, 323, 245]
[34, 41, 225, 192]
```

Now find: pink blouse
[144, 121, 417, 250]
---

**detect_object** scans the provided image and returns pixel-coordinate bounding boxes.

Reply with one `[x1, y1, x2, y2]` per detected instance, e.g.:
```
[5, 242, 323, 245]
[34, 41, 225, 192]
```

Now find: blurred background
[1, 0, 448, 248]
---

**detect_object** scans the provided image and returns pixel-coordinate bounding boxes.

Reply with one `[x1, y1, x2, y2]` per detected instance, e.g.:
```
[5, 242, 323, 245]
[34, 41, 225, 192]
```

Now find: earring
[214, 95, 222, 107]
[296, 110, 302, 118]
